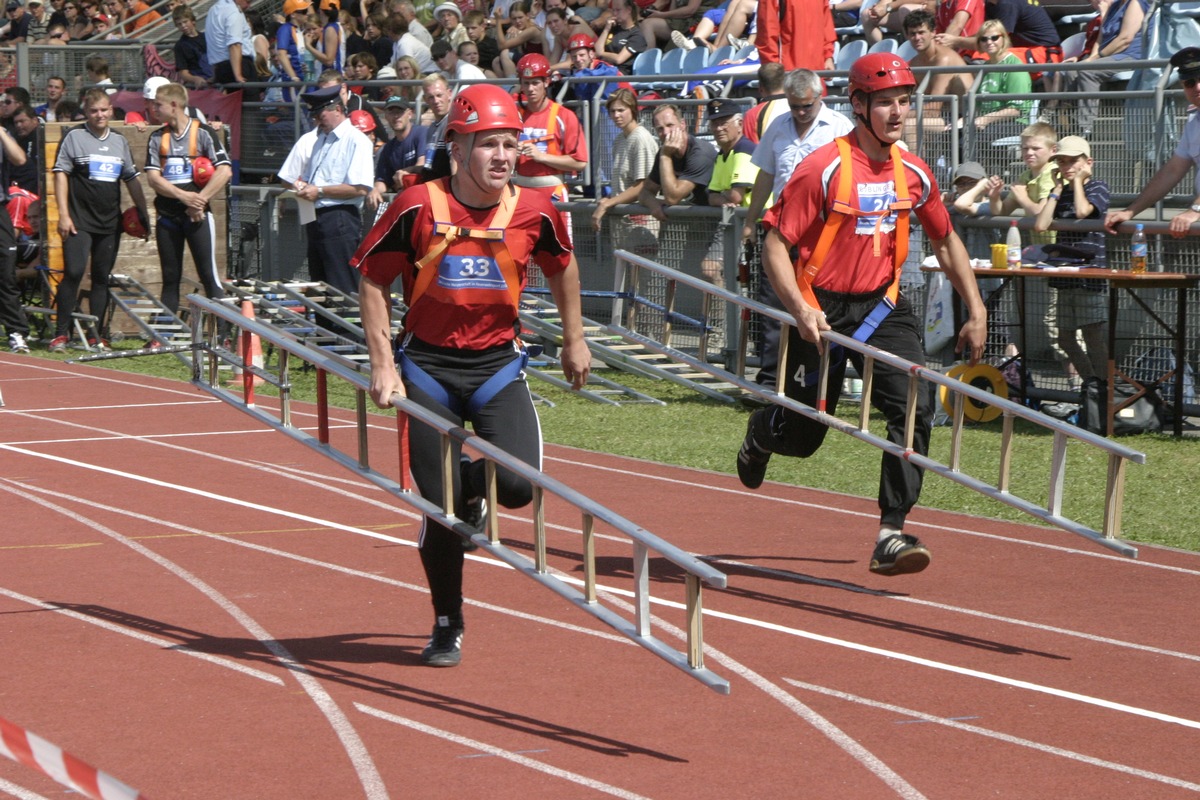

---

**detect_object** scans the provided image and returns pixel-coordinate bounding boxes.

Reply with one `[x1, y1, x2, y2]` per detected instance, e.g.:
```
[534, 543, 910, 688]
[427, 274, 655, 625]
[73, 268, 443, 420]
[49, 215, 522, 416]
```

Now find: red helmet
[121, 207, 146, 238]
[848, 53, 916, 96]
[349, 109, 376, 133]
[446, 84, 522, 135]
[517, 53, 550, 79]
[192, 156, 215, 187]
[566, 33, 593, 52]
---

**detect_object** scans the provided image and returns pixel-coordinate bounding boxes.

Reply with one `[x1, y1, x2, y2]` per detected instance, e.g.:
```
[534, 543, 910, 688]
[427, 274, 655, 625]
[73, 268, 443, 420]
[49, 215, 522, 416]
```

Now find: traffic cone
[229, 299, 265, 388]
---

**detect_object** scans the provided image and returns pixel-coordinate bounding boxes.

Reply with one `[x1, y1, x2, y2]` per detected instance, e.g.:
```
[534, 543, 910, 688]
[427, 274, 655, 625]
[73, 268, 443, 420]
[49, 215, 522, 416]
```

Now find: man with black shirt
[1, 1, 30, 42]
[372, 96, 426, 202]
[985, 0, 1059, 62]
[0, 88, 30, 132]
[8, 105, 38, 194]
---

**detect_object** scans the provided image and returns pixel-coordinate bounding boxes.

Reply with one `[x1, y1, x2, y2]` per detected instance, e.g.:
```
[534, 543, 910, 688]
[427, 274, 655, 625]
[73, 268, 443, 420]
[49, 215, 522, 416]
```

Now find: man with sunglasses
[741, 69, 851, 390]
[277, 84, 374, 294]
[0, 1, 30, 42]
[1105, 47, 1200, 240]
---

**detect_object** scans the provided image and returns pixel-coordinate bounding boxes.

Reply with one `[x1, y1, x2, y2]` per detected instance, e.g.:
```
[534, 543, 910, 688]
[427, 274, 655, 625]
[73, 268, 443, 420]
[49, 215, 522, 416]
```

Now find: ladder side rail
[186, 294, 731, 694]
[607, 254, 1146, 558]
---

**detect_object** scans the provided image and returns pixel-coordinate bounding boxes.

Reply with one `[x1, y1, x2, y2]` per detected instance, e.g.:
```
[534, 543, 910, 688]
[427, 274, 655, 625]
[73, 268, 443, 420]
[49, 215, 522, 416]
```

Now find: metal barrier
[609, 248, 1146, 557]
[184, 293, 732, 694]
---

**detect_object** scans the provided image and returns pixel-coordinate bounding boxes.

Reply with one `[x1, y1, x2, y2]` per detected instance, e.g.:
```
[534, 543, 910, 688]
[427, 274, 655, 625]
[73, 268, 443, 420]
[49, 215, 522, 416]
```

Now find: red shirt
[353, 180, 573, 349]
[516, 100, 587, 181]
[764, 133, 952, 295]
[936, 0, 984, 39]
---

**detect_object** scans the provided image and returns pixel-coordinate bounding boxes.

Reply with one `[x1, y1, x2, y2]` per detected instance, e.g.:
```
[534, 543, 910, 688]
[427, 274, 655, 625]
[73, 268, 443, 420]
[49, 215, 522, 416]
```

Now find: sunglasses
[978, 34, 1002, 42]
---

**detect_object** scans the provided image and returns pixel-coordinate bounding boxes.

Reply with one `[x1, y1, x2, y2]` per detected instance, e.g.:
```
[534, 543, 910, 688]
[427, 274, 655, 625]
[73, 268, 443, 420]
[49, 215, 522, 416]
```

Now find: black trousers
[157, 211, 225, 313]
[57, 228, 120, 338]
[0, 204, 27, 339]
[402, 338, 542, 619]
[748, 289, 932, 530]
[305, 205, 362, 296]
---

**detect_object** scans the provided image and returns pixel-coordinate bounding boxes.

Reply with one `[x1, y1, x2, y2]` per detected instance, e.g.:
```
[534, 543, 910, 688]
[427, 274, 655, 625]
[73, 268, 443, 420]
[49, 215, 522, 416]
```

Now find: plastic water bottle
[1006, 220, 1022, 269]
[1130, 223, 1147, 274]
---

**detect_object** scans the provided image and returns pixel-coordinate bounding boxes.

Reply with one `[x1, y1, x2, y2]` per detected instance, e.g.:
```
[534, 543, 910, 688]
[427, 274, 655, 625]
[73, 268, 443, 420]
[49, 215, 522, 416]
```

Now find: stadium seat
[868, 38, 899, 55]
[827, 38, 867, 87]
[897, 39, 917, 61]
[734, 44, 757, 60]
[1169, 1, 1200, 17]
[681, 45, 709, 74]
[632, 47, 662, 79]
[710, 44, 736, 64]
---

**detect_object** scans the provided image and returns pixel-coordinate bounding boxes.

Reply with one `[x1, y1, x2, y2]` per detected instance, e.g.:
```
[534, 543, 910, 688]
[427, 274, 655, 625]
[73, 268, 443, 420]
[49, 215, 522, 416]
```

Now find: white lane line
[354, 703, 655, 800]
[4, 425, 358, 447]
[546, 455, 1200, 576]
[0, 361, 202, 399]
[0, 482, 389, 800]
[6, 481, 633, 648]
[0, 578, 283, 686]
[0, 775, 51, 799]
[702, 556, 1200, 663]
[783, 679, 1200, 793]
[3, 400, 215, 414]
[8, 445, 1199, 733]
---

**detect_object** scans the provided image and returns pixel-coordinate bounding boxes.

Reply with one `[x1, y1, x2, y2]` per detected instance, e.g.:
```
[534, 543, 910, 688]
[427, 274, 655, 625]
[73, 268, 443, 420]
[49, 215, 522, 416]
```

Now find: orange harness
[798, 136, 911, 313]
[410, 178, 524, 313]
[519, 102, 562, 155]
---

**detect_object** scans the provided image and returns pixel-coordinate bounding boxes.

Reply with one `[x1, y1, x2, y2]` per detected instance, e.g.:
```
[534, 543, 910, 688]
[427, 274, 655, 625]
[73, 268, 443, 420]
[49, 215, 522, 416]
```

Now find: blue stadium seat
[682, 45, 709, 74]
[827, 38, 867, 87]
[654, 47, 687, 90]
[734, 44, 757, 60]
[868, 38, 899, 55]
[710, 44, 736, 64]
[897, 39, 917, 61]
[632, 47, 662, 79]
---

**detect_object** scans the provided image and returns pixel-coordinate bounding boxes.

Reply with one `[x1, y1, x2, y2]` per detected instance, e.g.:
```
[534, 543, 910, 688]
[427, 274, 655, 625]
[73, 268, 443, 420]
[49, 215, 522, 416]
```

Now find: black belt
[314, 204, 360, 217]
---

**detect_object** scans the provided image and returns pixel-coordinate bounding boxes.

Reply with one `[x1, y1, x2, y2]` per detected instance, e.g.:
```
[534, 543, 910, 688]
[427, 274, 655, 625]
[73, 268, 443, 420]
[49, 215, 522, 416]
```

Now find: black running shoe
[737, 415, 770, 489]
[460, 495, 485, 551]
[421, 615, 464, 667]
[869, 533, 931, 576]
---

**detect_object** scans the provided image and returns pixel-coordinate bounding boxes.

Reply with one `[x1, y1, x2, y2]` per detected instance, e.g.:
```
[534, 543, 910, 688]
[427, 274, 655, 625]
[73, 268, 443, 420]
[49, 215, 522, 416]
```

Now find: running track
[2, 353, 1199, 799]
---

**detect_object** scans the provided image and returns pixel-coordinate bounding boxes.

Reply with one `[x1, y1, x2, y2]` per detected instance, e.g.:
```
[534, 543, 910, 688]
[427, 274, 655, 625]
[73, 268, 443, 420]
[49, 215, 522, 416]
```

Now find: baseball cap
[952, 161, 987, 182]
[5, 2, 21, 12]
[1054, 135, 1091, 159]
[384, 96, 412, 110]
[706, 97, 746, 121]
[282, 0, 310, 15]
[1171, 46, 1200, 81]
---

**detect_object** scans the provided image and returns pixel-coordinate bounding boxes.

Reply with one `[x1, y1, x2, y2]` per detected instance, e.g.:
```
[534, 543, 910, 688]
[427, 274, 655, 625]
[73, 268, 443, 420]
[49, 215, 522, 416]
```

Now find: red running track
[2, 353, 1199, 799]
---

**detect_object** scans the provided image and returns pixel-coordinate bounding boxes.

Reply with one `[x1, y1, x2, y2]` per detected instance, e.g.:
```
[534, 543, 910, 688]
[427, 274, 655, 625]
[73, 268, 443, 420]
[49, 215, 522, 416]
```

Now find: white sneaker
[671, 29, 696, 50]
[7, 332, 29, 354]
[728, 34, 750, 49]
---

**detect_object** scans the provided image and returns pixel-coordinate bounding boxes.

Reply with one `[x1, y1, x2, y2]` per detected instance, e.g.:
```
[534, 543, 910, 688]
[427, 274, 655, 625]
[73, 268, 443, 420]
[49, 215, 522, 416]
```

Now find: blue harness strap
[798, 297, 896, 388]
[396, 343, 535, 417]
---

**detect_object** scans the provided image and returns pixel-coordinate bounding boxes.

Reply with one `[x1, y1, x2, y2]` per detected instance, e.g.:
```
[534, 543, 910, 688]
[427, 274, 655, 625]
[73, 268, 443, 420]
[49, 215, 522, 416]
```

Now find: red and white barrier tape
[0, 715, 148, 800]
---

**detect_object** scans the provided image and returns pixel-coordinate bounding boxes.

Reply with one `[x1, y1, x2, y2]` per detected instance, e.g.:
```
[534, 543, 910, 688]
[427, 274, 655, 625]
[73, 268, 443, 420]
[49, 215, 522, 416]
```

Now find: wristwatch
[1189, 202, 1200, 213]
[317, 186, 325, 198]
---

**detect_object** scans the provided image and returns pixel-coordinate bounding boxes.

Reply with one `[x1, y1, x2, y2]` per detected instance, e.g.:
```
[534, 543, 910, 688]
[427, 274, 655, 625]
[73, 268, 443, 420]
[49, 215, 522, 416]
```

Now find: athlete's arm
[361, 275, 406, 408]
[930, 232, 986, 365]
[546, 254, 590, 389]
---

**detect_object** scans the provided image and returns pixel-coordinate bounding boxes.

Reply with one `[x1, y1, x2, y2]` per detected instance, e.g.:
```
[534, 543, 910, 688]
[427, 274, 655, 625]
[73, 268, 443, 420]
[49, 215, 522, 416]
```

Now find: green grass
[32, 340, 1200, 553]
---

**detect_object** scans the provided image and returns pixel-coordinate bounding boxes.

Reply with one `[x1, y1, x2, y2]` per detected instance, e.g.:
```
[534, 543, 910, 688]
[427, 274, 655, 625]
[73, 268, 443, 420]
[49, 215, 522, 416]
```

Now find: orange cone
[229, 299, 265, 388]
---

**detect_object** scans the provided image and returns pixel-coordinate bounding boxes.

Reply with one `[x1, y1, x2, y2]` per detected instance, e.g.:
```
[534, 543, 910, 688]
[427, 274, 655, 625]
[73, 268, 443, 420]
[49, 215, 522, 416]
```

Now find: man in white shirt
[277, 85, 375, 294]
[431, 38, 487, 81]
[740, 68, 853, 390]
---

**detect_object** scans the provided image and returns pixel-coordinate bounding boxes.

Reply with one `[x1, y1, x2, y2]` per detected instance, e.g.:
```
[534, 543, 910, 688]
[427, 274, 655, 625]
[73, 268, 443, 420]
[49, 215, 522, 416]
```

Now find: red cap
[123, 111, 145, 124]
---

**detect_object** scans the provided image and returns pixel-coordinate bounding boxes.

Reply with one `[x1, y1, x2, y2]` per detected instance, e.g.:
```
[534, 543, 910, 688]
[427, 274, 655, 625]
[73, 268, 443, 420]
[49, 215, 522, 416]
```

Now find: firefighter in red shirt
[737, 53, 987, 577]
[354, 84, 590, 667]
[513, 53, 588, 205]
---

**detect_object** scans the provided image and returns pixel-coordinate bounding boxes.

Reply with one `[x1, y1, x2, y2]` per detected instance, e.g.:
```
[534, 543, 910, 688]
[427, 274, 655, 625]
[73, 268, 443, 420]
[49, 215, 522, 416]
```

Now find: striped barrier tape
[0, 715, 147, 800]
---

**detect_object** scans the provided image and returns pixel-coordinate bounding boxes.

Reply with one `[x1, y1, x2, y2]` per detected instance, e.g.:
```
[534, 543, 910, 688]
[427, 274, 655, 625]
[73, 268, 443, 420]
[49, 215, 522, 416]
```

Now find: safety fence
[185, 293, 732, 693]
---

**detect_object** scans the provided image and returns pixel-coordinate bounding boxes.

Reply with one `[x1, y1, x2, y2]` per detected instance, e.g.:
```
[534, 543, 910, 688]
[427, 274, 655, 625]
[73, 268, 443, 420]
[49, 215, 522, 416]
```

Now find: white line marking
[0, 577, 284, 686]
[0, 776, 50, 799]
[545, 454, 1200, 576]
[702, 556, 1200, 663]
[0, 482, 389, 800]
[783, 679, 1200, 792]
[0, 360, 202, 399]
[354, 703, 655, 800]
